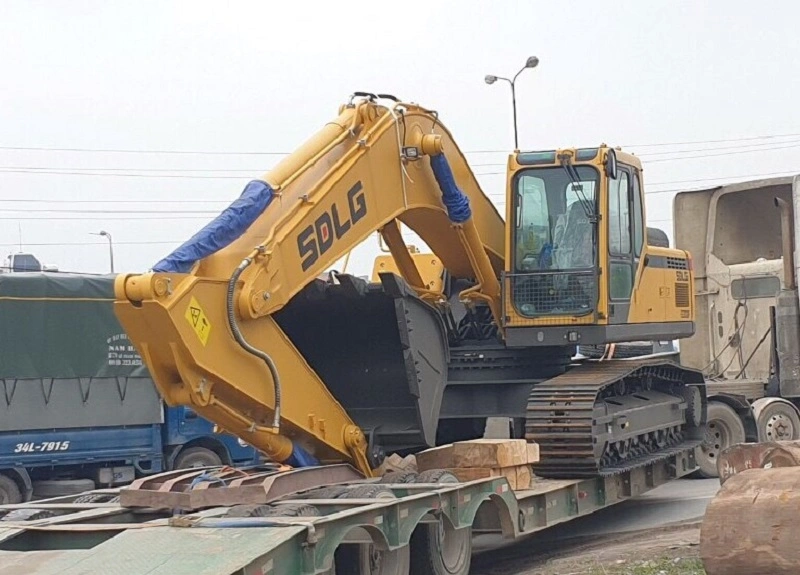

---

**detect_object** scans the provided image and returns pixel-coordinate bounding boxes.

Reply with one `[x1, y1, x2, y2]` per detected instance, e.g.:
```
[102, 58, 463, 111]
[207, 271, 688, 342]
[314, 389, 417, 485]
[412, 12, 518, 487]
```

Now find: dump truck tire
[411, 470, 472, 575]
[695, 402, 745, 478]
[0, 474, 22, 505]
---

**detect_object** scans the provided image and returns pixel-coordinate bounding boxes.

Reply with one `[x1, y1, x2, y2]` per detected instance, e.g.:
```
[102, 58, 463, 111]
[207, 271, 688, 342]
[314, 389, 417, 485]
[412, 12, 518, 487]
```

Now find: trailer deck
[0, 448, 698, 575]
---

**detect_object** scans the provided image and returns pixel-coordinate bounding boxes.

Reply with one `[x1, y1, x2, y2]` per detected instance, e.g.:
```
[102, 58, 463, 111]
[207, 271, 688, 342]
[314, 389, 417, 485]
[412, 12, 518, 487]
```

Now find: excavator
[113, 92, 707, 482]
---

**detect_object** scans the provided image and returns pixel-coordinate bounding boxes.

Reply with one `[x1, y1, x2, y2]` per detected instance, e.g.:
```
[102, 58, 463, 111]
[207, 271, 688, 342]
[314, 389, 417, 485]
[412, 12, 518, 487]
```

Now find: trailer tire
[225, 502, 321, 518]
[0, 474, 22, 505]
[259, 503, 321, 517]
[410, 470, 472, 575]
[173, 446, 223, 469]
[300, 485, 350, 500]
[73, 493, 119, 504]
[695, 402, 746, 478]
[379, 471, 419, 484]
[334, 485, 411, 575]
[32, 478, 96, 498]
[0, 508, 56, 522]
[342, 484, 398, 500]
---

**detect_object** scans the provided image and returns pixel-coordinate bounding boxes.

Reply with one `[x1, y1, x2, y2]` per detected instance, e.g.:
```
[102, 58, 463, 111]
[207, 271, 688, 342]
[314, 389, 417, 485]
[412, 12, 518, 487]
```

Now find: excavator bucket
[273, 272, 450, 453]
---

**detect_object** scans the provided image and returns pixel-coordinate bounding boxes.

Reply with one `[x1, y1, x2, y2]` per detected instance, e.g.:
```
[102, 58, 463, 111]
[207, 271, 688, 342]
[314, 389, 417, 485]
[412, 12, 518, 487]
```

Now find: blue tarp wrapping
[286, 444, 320, 467]
[152, 180, 276, 273]
[429, 154, 472, 223]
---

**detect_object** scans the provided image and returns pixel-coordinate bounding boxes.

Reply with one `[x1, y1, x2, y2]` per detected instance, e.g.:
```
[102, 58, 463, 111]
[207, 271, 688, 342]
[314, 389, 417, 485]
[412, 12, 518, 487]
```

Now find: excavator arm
[113, 94, 506, 476]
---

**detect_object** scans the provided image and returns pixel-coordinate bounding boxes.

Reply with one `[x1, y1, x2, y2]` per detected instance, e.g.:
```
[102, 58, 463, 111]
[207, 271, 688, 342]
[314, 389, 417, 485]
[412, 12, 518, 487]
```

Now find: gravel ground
[470, 521, 704, 575]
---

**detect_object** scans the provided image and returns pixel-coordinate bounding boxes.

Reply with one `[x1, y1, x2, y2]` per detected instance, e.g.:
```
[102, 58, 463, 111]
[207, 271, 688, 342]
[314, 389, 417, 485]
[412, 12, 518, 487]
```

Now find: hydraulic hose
[226, 256, 282, 430]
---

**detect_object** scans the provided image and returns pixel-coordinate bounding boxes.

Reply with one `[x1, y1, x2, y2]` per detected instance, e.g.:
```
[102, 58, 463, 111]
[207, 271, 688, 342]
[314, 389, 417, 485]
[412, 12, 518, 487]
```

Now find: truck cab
[674, 175, 800, 477]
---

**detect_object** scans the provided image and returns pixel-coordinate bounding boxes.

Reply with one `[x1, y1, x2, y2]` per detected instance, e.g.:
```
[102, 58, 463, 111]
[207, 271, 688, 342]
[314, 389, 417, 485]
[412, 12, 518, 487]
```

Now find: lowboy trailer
[0, 448, 698, 575]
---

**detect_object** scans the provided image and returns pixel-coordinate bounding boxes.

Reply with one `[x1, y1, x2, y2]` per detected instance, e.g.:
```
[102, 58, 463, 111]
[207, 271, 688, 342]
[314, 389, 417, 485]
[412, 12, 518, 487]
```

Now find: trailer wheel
[72, 493, 119, 504]
[334, 485, 410, 575]
[261, 503, 321, 517]
[0, 508, 56, 522]
[379, 471, 419, 484]
[0, 474, 22, 505]
[752, 398, 800, 442]
[173, 446, 223, 469]
[410, 470, 472, 575]
[299, 485, 350, 500]
[696, 402, 746, 478]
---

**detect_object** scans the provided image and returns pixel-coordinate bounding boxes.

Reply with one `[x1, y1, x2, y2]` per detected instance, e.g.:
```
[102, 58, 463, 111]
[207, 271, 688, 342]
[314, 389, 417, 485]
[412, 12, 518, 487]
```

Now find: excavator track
[525, 359, 707, 478]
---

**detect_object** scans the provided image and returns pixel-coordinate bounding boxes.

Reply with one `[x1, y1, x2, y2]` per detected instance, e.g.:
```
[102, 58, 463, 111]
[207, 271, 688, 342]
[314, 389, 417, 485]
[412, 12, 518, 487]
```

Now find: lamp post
[485, 56, 539, 150]
[91, 230, 114, 273]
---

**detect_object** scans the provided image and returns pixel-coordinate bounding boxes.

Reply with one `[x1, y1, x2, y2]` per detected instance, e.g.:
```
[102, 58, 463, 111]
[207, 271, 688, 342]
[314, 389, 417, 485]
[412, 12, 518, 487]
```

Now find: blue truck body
[0, 404, 262, 502]
[0, 272, 262, 503]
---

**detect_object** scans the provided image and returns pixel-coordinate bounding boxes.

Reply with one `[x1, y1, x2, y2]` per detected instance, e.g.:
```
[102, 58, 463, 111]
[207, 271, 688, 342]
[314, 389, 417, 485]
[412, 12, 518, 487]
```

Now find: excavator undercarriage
[275, 270, 707, 479]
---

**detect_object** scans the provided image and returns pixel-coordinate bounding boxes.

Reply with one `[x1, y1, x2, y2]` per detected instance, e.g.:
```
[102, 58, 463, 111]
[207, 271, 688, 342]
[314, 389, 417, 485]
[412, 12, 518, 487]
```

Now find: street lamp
[485, 55, 539, 149]
[91, 230, 114, 273]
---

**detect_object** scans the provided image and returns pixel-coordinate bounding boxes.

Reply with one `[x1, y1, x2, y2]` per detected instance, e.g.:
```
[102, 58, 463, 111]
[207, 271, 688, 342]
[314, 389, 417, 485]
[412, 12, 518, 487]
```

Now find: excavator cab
[501, 146, 696, 347]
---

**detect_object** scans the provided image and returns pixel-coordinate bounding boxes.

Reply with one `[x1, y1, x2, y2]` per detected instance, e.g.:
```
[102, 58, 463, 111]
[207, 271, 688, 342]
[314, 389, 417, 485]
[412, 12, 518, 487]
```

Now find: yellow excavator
[113, 92, 706, 479]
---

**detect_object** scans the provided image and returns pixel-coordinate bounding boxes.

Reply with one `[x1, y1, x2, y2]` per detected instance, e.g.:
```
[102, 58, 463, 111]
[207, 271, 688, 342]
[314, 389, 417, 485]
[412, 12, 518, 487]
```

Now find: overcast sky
[1, 1, 799, 275]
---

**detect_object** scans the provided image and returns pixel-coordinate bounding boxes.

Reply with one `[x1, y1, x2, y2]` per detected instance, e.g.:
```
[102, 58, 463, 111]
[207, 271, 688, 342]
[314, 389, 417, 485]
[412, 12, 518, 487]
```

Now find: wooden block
[377, 453, 418, 476]
[440, 465, 532, 490]
[526, 442, 540, 464]
[415, 444, 455, 472]
[515, 464, 532, 489]
[416, 439, 531, 471]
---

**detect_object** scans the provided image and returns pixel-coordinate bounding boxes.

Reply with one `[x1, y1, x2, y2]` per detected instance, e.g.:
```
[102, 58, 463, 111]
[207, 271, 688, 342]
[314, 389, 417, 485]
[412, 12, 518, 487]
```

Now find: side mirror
[605, 149, 618, 180]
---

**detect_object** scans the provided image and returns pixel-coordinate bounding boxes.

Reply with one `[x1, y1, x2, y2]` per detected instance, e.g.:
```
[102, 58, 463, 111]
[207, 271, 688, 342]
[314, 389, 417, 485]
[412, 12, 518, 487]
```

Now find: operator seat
[553, 200, 593, 272]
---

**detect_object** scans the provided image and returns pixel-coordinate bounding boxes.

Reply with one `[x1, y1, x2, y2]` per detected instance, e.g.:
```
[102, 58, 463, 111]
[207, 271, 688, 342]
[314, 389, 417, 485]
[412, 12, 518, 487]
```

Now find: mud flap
[273, 272, 449, 452]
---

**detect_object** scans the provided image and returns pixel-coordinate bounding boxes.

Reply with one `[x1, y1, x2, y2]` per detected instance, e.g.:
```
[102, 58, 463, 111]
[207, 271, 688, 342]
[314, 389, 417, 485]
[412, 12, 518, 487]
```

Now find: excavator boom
[114, 95, 506, 475]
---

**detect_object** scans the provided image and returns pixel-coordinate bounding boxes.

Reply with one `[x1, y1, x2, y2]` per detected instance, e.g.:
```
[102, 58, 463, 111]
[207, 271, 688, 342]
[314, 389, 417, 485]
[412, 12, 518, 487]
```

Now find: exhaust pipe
[774, 183, 800, 396]
[775, 196, 796, 290]
[794, 174, 800, 294]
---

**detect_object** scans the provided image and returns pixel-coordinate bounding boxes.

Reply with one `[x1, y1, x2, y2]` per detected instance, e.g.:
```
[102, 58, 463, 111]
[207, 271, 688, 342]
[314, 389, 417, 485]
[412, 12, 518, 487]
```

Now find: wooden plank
[416, 439, 536, 471]
[414, 444, 453, 471]
[526, 442, 540, 464]
[440, 465, 532, 490]
[452, 439, 529, 468]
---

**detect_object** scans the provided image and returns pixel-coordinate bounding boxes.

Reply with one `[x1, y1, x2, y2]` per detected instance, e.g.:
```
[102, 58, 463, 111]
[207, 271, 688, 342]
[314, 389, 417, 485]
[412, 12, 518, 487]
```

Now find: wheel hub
[766, 413, 795, 441]
[702, 420, 727, 457]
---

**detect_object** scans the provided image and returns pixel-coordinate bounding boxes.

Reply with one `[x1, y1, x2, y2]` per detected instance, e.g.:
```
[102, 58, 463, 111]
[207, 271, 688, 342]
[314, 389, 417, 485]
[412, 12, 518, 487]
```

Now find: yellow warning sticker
[185, 296, 211, 346]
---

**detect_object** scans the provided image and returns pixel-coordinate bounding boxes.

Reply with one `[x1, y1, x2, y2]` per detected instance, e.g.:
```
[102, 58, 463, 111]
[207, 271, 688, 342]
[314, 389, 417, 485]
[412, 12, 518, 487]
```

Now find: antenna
[18, 222, 22, 251]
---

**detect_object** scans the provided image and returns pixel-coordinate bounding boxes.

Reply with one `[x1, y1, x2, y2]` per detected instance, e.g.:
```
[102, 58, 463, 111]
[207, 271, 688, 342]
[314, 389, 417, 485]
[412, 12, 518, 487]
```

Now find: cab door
[607, 165, 642, 323]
